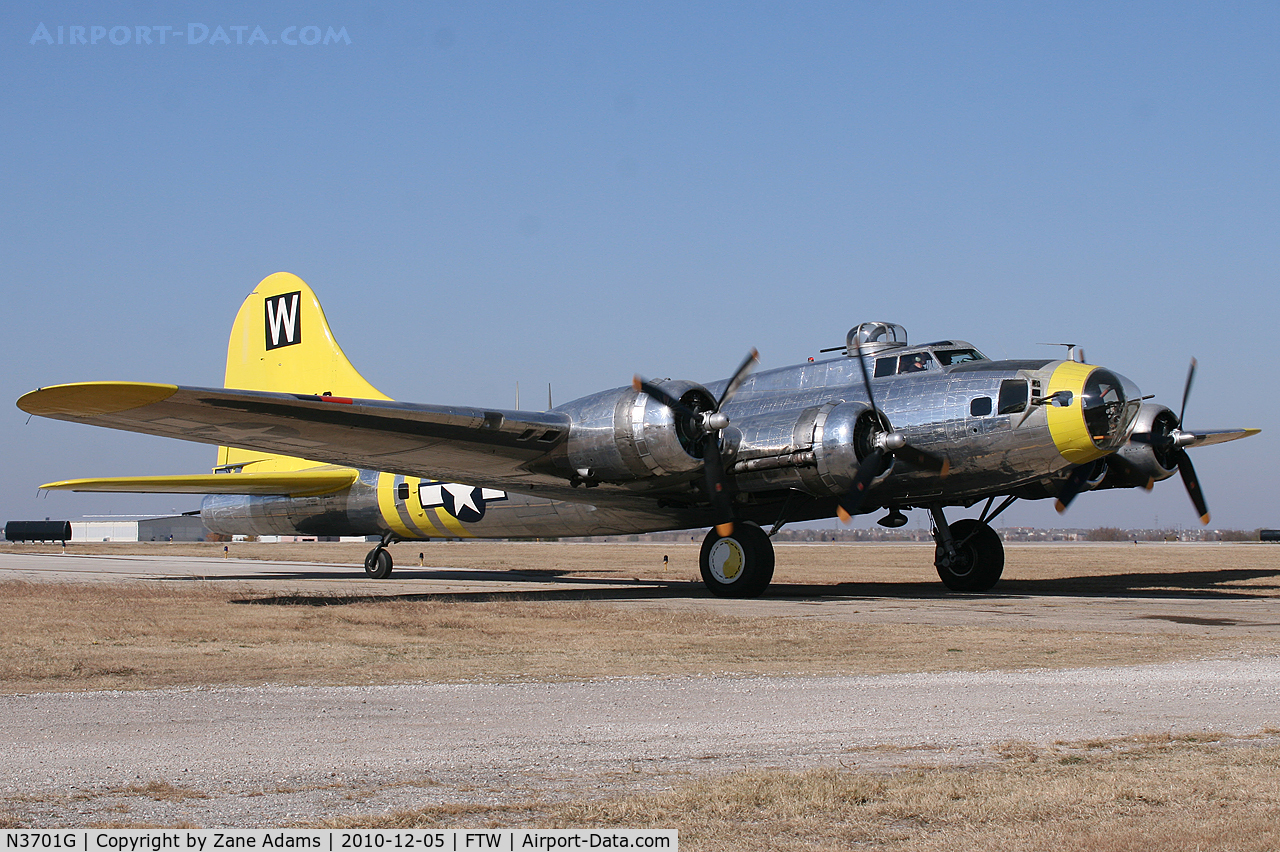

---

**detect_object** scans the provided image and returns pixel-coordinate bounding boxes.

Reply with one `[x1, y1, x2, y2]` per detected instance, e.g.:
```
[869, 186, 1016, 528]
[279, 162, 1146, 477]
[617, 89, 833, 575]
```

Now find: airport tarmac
[1, 547, 1278, 827]
[2, 547, 1279, 639]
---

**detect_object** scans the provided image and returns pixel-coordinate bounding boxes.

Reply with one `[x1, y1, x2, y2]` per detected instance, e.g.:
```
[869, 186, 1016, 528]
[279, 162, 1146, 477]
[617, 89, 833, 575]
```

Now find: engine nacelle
[730, 400, 883, 497]
[813, 400, 888, 495]
[1097, 403, 1181, 490]
[558, 380, 715, 482]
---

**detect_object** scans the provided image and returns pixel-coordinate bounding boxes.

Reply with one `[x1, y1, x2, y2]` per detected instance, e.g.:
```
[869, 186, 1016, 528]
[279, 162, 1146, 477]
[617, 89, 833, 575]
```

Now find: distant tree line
[1085, 527, 1261, 542]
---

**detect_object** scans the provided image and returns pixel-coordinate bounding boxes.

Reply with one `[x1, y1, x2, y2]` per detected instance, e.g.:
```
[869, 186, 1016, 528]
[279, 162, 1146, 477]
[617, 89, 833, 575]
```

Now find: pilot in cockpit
[901, 353, 930, 373]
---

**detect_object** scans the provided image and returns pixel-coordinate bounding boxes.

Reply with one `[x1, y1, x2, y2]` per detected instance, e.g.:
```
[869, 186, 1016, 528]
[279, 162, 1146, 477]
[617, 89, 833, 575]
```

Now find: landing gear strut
[364, 534, 396, 579]
[699, 522, 775, 598]
[930, 507, 1003, 592]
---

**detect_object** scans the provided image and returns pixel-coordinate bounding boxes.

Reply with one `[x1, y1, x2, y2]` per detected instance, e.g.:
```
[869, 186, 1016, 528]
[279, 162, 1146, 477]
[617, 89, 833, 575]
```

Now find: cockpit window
[998, 380, 1029, 415]
[874, 358, 895, 378]
[898, 352, 934, 374]
[934, 348, 985, 366]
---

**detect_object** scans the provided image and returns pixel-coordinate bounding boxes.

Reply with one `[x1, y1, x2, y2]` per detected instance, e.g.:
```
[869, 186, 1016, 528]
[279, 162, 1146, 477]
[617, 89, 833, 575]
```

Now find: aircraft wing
[1180, 428, 1261, 449]
[38, 469, 359, 496]
[19, 382, 576, 495]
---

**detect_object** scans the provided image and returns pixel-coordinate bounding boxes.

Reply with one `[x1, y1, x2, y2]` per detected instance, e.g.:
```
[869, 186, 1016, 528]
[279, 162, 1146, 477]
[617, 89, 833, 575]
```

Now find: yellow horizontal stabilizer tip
[39, 469, 359, 497]
[18, 382, 178, 417]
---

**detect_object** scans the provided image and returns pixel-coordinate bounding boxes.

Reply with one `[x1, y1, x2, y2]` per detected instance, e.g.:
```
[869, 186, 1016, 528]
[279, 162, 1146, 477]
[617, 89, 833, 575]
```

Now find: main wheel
[935, 519, 1003, 592]
[364, 547, 393, 579]
[700, 522, 775, 598]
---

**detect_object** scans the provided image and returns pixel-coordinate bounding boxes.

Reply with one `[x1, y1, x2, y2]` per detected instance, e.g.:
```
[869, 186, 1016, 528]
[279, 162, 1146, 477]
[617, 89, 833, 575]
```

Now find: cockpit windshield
[934, 348, 986, 366]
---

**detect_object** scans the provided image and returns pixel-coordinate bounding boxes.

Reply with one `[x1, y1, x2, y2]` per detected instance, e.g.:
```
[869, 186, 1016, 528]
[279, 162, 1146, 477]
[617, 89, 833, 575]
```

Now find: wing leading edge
[39, 469, 359, 496]
[19, 381, 575, 496]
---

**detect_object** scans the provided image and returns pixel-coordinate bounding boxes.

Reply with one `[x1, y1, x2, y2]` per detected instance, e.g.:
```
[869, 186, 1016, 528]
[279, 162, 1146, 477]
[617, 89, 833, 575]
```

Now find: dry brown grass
[3, 539, 1279, 693]
[0, 577, 1261, 694]
[113, 781, 208, 802]
[317, 733, 1280, 851]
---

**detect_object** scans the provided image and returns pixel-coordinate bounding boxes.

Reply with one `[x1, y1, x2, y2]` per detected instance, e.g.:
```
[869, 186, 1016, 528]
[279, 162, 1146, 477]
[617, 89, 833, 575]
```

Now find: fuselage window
[998, 380, 1029, 415]
[970, 396, 993, 417]
[874, 358, 895, 378]
[898, 352, 934, 374]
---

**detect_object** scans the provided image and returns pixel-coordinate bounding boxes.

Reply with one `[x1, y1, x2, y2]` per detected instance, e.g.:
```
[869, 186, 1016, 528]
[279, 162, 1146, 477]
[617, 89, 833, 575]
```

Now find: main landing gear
[930, 506, 1004, 592]
[364, 534, 396, 579]
[699, 522, 775, 598]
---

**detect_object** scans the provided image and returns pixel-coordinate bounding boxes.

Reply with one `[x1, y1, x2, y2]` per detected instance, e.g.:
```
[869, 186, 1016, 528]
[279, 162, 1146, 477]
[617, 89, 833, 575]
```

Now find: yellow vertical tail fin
[218, 272, 390, 473]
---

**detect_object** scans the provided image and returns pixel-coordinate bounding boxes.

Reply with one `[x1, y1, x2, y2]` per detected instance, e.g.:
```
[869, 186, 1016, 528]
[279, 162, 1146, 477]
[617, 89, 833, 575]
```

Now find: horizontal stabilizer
[39, 469, 359, 497]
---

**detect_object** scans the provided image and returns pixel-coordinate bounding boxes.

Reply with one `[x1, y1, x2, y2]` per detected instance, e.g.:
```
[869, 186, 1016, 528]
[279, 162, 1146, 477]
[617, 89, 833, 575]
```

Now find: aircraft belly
[201, 470, 700, 541]
[201, 491, 368, 537]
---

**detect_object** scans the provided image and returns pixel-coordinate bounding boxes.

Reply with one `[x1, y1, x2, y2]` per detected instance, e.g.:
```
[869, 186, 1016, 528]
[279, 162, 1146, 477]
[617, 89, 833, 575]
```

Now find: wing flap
[19, 382, 573, 493]
[40, 469, 360, 497]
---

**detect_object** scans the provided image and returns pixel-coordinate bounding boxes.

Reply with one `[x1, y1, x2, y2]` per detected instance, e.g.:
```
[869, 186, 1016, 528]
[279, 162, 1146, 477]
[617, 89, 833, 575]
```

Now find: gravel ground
[3, 656, 1279, 827]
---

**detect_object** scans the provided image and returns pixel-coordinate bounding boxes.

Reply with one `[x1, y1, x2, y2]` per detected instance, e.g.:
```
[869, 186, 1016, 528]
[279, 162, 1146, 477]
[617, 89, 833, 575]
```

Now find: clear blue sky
[3, 1, 1276, 531]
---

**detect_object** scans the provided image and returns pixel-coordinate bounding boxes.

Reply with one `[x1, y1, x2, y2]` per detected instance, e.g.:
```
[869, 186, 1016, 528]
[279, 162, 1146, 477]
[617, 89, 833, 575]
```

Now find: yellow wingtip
[18, 382, 178, 417]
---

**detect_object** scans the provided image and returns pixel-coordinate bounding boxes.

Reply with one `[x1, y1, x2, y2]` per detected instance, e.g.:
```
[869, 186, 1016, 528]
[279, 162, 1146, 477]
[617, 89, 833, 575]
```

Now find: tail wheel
[364, 547, 393, 579]
[935, 519, 1003, 592]
[700, 522, 775, 598]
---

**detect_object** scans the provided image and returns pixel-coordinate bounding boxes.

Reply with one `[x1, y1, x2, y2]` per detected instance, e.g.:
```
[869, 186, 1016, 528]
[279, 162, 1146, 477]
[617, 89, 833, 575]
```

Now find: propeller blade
[836, 448, 885, 523]
[1054, 463, 1098, 514]
[701, 434, 735, 536]
[717, 349, 759, 409]
[1175, 449, 1210, 525]
[1178, 358, 1196, 427]
[633, 377, 698, 421]
[851, 338, 878, 412]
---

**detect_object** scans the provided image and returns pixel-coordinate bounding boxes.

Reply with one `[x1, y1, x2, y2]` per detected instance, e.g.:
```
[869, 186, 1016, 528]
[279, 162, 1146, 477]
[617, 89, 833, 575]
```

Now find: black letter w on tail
[264, 291, 302, 350]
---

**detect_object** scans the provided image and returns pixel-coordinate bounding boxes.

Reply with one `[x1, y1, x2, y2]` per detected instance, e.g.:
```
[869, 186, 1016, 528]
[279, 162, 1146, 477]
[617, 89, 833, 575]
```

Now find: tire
[935, 518, 1003, 592]
[364, 547, 393, 579]
[700, 522, 775, 598]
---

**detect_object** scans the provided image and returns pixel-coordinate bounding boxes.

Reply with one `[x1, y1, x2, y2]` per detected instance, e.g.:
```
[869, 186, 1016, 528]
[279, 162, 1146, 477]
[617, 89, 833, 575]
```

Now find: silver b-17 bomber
[19, 273, 1259, 597]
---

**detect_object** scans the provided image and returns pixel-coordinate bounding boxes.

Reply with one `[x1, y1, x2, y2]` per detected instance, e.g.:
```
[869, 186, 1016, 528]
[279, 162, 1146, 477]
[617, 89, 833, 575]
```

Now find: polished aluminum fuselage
[205, 342, 1138, 540]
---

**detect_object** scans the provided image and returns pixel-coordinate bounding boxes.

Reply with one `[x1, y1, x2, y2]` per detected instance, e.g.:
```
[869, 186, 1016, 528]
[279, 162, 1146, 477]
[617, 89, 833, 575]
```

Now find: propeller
[1053, 461, 1102, 514]
[1128, 358, 1211, 524]
[836, 341, 950, 523]
[634, 349, 759, 536]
